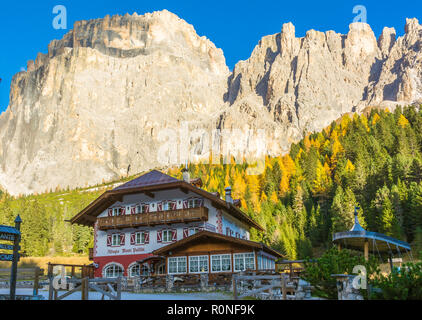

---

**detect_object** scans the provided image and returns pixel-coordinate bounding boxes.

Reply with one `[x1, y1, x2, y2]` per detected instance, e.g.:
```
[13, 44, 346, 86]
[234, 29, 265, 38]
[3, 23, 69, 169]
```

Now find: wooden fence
[48, 277, 122, 300]
[0, 267, 43, 298]
[47, 263, 95, 279]
[233, 273, 296, 300]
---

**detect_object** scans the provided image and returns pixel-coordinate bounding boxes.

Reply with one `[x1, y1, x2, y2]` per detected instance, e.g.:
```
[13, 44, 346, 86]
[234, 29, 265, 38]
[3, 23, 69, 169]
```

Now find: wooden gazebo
[333, 207, 411, 270]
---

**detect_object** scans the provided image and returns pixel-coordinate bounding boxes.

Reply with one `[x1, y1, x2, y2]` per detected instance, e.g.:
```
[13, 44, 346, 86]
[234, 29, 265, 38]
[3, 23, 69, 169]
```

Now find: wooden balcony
[97, 207, 209, 230]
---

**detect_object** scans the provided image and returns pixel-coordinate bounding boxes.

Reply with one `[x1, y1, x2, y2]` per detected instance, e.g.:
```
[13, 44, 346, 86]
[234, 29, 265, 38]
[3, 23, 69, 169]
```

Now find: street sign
[0, 216, 22, 300]
[0, 244, 15, 250]
[0, 253, 16, 261]
[0, 233, 15, 241]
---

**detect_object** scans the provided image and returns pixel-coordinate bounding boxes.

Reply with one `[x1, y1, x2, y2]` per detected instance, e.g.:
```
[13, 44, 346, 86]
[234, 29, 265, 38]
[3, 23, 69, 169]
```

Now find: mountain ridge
[0, 10, 421, 195]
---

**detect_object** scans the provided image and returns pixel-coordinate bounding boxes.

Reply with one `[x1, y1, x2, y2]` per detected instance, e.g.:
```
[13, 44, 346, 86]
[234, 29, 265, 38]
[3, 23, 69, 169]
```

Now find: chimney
[225, 186, 233, 204]
[182, 168, 190, 183]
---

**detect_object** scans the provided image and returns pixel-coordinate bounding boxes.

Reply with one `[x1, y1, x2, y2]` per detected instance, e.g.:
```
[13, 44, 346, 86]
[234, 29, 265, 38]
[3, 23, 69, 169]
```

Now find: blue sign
[0, 233, 15, 241]
[0, 254, 17, 262]
[0, 244, 15, 250]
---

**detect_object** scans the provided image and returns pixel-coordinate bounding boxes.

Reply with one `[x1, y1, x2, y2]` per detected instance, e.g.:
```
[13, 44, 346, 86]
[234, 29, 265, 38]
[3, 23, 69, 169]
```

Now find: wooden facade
[97, 207, 208, 230]
[69, 170, 282, 279]
[153, 231, 282, 275]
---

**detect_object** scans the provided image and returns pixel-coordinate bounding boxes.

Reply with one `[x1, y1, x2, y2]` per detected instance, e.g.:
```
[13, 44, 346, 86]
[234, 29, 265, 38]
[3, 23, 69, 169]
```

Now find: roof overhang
[333, 230, 411, 255]
[152, 230, 283, 258]
[69, 181, 264, 231]
[137, 255, 166, 265]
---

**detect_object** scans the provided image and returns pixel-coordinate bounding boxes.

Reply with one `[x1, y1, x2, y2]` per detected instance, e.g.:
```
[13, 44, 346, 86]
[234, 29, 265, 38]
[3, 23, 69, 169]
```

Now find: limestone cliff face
[0, 10, 229, 195]
[0, 11, 421, 195]
[221, 19, 422, 154]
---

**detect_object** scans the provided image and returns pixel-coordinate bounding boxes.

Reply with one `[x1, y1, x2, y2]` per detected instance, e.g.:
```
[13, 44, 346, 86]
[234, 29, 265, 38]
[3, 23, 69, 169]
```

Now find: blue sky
[0, 0, 420, 113]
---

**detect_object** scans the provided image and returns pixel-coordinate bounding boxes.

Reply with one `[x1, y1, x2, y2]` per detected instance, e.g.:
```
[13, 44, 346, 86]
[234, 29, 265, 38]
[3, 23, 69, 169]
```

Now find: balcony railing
[97, 207, 209, 230]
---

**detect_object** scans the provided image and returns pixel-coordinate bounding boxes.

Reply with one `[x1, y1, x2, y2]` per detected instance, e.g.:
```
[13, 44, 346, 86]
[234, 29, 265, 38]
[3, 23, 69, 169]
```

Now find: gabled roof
[153, 230, 283, 258]
[69, 170, 264, 231]
[114, 170, 179, 190]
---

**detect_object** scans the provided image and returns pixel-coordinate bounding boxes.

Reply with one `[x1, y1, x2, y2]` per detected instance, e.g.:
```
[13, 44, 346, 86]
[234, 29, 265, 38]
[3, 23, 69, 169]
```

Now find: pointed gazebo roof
[332, 207, 411, 255]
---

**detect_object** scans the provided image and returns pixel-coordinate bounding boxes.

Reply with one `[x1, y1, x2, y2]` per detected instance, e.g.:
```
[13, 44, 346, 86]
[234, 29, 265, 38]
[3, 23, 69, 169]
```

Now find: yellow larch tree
[398, 114, 410, 128]
[371, 113, 380, 126]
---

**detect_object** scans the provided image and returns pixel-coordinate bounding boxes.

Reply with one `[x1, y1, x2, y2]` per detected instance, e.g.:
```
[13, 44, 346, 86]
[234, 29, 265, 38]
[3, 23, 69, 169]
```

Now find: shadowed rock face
[0, 11, 421, 195]
[223, 19, 422, 152]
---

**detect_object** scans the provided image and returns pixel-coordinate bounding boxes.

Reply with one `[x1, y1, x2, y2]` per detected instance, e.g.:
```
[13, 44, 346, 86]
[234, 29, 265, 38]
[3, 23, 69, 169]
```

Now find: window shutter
[107, 235, 112, 247]
[183, 228, 189, 238]
[157, 202, 162, 211]
[108, 208, 113, 217]
[144, 204, 150, 213]
[145, 231, 150, 244]
[171, 229, 177, 242]
[131, 206, 136, 215]
[130, 233, 135, 245]
[171, 201, 177, 210]
[157, 230, 162, 243]
[120, 233, 125, 246]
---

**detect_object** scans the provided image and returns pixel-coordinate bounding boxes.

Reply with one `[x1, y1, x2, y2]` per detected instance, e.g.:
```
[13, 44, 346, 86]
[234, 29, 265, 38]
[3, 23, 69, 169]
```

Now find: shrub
[369, 262, 422, 300]
[301, 247, 379, 299]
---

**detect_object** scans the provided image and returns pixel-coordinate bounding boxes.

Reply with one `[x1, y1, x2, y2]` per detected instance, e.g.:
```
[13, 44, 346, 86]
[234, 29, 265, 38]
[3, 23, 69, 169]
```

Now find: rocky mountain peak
[405, 18, 421, 34]
[1, 14, 421, 195]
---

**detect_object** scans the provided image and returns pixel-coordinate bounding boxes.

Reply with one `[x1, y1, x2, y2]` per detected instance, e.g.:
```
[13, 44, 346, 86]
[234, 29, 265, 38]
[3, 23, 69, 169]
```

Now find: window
[211, 254, 231, 272]
[162, 230, 173, 243]
[104, 264, 124, 278]
[260, 257, 275, 270]
[112, 234, 121, 246]
[189, 256, 209, 273]
[129, 264, 140, 277]
[234, 253, 255, 272]
[258, 255, 263, 270]
[168, 257, 187, 274]
[135, 232, 146, 244]
[162, 201, 169, 211]
[135, 204, 145, 214]
[188, 198, 202, 208]
[112, 208, 120, 216]
[189, 227, 200, 236]
[141, 265, 149, 276]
